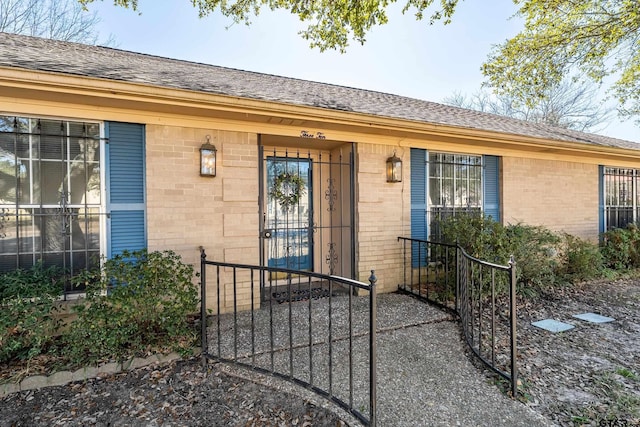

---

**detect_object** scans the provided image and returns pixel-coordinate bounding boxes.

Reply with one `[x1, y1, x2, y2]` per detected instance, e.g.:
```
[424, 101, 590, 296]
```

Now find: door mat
[573, 312, 615, 323]
[531, 319, 575, 333]
[272, 287, 331, 303]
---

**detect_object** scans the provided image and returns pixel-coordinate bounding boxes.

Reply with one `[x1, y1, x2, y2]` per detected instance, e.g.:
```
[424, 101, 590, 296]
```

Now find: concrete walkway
[208, 293, 550, 426]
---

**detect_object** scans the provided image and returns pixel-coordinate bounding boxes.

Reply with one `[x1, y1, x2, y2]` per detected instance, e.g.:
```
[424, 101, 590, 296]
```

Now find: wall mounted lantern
[200, 135, 217, 177]
[386, 150, 402, 183]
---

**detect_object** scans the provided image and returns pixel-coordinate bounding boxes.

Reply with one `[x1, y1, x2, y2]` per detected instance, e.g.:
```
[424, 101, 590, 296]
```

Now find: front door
[264, 156, 312, 270]
[259, 143, 356, 302]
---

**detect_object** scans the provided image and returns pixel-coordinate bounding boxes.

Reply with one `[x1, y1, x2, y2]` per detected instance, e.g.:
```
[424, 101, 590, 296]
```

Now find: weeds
[572, 370, 640, 426]
[616, 368, 638, 381]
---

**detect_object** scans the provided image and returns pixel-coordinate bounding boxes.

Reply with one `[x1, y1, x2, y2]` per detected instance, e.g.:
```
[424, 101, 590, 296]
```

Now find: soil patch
[517, 278, 640, 426]
[0, 359, 346, 426]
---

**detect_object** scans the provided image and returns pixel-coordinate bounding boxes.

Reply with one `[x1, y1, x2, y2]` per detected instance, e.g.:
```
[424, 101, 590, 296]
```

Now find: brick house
[1, 33, 639, 307]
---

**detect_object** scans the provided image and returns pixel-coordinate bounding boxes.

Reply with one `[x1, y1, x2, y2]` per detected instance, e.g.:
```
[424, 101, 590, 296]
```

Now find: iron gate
[258, 143, 355, 301]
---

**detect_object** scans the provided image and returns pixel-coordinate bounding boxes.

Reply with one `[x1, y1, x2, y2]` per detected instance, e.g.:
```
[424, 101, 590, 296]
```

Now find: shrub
[0, 263, 64, 362]
[503, 223, 562, 293]
[601, 224, 640, 269]
[437, 214, 563, 295]
[559, 234, 604, 282]
[63, 250, 199, 365]
[437, 212, 508, 262]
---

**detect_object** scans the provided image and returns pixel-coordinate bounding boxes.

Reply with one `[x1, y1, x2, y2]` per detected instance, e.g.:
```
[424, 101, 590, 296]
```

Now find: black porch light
[386, 150, 402, 183]
[200, 135, 217, 177]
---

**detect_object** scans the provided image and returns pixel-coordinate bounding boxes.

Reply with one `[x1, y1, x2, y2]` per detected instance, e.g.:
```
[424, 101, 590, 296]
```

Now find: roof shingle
[0, 32, 638, 151]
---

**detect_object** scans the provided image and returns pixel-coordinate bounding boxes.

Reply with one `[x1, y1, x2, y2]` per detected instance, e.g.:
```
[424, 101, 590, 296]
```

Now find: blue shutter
[411, 148, 427, 267]
[598, 165, 605, 234]
[411, 148, 427, 240]
[106, 122, 146, 257]
[483, 155, 501, 222]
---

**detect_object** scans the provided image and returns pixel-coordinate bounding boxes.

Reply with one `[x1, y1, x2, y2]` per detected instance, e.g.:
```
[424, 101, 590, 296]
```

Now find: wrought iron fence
[397, 237, 518, 397]
[398, 237, 457, 311]
[199, 248, 378, 426]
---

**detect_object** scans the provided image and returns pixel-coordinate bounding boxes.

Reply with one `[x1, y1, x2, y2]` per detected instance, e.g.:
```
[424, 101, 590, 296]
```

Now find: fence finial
[368, 270, 377, 286]
[200, 246, 206, 260]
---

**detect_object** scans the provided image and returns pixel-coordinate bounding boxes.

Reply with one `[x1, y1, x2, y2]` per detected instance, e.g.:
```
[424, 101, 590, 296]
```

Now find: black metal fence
[199, 248, 378, 426]
[397, 237, 518, 397]
[398, 236, 458, 310]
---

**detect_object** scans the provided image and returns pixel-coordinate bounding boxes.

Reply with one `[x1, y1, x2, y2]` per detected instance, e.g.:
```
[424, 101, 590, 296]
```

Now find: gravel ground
[205, 292, 548, 427]
[0, 280, 638, 426]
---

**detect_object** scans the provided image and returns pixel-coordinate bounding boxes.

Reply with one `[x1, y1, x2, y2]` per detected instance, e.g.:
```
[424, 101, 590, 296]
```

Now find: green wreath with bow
[269, 172, 306, 211]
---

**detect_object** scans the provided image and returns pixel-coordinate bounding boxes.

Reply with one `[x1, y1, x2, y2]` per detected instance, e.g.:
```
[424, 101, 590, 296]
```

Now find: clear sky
[86, 0, 639, 143]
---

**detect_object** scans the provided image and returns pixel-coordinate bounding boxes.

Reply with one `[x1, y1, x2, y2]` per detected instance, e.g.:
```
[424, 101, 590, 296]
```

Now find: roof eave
[1, 65, 639, 163]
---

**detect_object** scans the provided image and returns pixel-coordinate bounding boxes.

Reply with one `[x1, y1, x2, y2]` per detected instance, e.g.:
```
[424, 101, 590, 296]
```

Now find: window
[428, 152, 483, 239]
[603, 167, 640, 230]
[411, 149, 498, 243]
[0, 116, 104, 282]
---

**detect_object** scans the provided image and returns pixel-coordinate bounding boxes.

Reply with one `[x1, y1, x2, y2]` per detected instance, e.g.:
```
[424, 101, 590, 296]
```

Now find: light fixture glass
[386, 151, 402, 183]
[200, 135, 217, 177]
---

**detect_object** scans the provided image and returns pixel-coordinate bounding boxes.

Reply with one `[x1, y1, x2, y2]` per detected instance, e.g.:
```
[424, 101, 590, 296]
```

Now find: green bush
[63, 250, 199, 365]
[0, 263, 64, 362]
[601, 224, 640, 269]
[504, 223, 562, 293]
[437, 212, 504, 262]
[436, 214, 563, 295]
[559, 233, 604, 282]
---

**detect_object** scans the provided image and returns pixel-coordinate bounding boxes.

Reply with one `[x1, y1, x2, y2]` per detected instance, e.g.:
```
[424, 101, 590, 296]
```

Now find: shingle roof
[0, 32, 638, 151]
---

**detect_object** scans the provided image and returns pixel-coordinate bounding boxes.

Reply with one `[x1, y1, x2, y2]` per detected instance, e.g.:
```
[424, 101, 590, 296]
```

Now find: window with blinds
[0, 116, 103, 281]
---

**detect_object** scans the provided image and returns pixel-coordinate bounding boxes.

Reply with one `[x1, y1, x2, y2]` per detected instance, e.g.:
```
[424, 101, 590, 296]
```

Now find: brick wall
[502, 156, 599, 240]
[143, 131, 601, 308]
[355, 144, 411, 293]
[146, 125, 259, 312]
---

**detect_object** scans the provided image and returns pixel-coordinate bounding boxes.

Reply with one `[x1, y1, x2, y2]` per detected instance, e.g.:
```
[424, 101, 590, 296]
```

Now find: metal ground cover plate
[531, 319, 575, 333]
[573, 312, 615, 323]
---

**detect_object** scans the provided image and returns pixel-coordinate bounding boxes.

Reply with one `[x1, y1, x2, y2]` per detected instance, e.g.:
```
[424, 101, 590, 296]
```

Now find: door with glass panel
[263, 156, 312, 271]
[0, 116, 103, 293]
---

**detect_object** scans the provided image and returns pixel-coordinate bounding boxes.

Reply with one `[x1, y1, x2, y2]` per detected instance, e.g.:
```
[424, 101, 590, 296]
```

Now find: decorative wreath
[270, 172, 306, 211]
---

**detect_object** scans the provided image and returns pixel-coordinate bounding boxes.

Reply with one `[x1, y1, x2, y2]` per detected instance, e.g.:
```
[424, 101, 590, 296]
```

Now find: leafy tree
[482, 0, 640, 124]
[77, 0, 460, 52]
[444, 79, 614, 132]
[1, 0, 112, 44]
[81, 1, 640, 125]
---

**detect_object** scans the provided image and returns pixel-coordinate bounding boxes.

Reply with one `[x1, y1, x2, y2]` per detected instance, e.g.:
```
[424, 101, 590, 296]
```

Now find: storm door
[259, 144, 355, 301]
